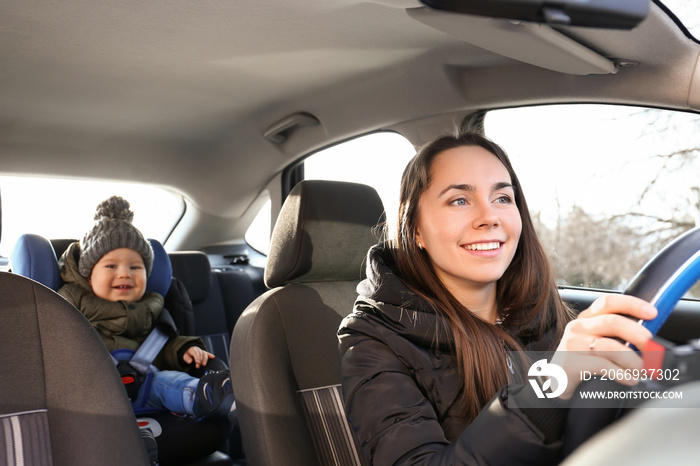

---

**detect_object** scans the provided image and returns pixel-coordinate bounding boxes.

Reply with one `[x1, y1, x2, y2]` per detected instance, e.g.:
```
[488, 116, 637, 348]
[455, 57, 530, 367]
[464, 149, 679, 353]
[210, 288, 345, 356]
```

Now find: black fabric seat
[168, 251, 257, 462]
[168, 251, 256, 365]
[230, 180, 385, 466]
[0, 194, 151, 465]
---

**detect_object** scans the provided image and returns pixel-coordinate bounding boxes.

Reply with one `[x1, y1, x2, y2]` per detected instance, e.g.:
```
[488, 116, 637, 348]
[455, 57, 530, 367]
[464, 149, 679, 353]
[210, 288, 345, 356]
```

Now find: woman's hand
[553, 295, 657, 398]
[183, 346, 216, 369]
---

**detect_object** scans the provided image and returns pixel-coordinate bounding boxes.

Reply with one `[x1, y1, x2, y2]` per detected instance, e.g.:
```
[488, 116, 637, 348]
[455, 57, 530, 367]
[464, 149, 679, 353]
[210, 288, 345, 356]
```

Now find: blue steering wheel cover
[624, 227, 700, 337]
[646, 250, 700, 335]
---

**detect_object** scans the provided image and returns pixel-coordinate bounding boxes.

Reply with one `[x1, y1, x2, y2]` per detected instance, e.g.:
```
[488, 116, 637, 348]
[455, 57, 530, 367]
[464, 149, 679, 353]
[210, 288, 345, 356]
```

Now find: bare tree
[535, 206, 649, 290]
[535, 109, 700, 296]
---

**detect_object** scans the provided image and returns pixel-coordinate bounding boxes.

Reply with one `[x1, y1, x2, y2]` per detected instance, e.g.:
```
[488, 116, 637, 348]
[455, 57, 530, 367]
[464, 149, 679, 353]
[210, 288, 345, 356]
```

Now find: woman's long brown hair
[390, 132, 573, 422]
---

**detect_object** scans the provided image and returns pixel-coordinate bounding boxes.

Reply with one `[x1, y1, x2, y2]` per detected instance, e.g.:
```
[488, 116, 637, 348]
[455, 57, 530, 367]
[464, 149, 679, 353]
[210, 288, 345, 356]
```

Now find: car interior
[1, 0, 699, 465]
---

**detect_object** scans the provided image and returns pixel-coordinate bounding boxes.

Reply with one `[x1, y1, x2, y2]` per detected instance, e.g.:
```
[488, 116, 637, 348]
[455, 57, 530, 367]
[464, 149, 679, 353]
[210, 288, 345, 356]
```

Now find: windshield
[0, 176, 184, 258]
[485, 104, 700, 298]
[662, 0, 700, 40]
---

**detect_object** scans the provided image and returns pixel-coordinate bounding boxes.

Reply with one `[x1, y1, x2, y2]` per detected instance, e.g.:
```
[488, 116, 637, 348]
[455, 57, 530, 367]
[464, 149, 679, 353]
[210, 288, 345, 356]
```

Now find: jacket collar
[356, 243, 454, 350]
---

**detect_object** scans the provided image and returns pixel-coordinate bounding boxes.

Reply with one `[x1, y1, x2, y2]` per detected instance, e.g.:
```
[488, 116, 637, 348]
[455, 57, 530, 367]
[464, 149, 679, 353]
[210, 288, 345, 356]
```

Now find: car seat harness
[111, 309, 178, 414]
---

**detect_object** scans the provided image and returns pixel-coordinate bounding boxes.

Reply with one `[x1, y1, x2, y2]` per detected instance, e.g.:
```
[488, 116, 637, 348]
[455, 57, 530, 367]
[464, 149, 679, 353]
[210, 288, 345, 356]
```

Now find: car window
[246, 132, 415, 256]
[303, 131, 416, 238]
[662, 0, 700, 40]
[0, 177, 184, 261]
[245, 198, 272, 256]
[484, 104, 700, 297]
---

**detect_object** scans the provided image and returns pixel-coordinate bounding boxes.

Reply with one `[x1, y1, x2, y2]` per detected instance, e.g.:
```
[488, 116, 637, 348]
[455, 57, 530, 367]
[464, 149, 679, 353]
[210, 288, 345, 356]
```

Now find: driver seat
[0, 197, 151, 464]
[230, 180, 384, 466]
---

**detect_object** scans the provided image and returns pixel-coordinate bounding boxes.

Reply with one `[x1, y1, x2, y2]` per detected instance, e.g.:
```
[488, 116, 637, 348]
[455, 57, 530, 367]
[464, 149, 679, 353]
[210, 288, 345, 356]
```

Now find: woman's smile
[461, 241, 504, 254]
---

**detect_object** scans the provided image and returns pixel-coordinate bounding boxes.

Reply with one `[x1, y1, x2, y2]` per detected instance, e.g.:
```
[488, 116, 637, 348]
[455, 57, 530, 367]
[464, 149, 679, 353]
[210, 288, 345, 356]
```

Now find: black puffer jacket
[338, 244, 564, 466]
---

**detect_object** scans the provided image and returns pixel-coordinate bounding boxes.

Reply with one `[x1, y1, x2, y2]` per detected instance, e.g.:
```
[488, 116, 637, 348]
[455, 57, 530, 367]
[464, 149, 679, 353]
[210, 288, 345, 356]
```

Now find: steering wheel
[562, 226, 700, 457]
[623, 226, 700, 337]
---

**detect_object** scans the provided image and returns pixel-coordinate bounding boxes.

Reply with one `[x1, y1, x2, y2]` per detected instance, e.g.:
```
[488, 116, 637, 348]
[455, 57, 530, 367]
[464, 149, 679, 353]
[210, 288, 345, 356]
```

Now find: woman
[338, 132, 655, 465]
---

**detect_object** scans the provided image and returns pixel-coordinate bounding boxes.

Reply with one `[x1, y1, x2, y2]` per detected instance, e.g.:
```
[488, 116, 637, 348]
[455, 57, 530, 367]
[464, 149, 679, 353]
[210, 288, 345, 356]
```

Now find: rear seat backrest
[168, 251, 257, 462]
[214, 268, 257, 335]
[168, 251, 257, 366]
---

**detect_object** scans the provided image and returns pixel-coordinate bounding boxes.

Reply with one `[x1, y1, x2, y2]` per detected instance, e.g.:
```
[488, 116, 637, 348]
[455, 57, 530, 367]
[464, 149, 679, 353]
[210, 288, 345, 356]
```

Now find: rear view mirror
[419, 0, 650, 29]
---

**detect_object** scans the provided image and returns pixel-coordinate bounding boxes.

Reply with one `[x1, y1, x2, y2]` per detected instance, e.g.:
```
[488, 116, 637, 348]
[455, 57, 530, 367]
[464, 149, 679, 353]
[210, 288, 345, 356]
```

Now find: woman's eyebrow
[493, 181, 515, 192]
[438, 183, 475, 197]
[438, 181, 514, 197]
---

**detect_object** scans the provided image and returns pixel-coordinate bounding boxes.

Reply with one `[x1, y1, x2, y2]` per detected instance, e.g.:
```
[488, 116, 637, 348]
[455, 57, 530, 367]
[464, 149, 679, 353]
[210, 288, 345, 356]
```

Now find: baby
[58, 196, 233, 419]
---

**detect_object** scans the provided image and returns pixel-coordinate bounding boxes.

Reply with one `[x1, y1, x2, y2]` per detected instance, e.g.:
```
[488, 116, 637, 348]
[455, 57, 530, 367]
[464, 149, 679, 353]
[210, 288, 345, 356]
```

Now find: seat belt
[129, 323, 173, 374]
[111, 308, 178, 375]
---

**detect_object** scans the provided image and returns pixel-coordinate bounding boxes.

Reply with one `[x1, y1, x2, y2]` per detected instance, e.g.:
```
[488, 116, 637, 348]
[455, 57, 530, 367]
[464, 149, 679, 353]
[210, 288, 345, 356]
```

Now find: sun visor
[407, 7, 618, 75]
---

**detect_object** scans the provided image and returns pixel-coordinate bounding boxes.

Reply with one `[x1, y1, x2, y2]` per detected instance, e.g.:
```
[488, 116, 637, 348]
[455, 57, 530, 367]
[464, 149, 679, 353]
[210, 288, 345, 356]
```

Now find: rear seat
[168, 251, 259, 463]
[168, 251, 257, 366]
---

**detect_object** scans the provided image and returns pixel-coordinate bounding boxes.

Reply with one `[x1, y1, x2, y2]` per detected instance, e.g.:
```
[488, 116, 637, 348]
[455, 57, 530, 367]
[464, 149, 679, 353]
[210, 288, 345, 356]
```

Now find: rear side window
[484, 104, 700, 297]
[243, 132, 415, 256]
[0, 177, 184, 260]
[303, 132, 416, 237]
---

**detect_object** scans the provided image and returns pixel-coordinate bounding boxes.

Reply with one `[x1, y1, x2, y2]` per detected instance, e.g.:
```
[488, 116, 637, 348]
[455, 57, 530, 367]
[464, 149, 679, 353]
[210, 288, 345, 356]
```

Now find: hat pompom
[94, 196, 134, 222]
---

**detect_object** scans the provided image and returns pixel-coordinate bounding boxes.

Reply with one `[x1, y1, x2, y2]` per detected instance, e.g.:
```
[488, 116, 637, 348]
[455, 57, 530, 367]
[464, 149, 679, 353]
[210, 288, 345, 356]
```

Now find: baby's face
[89, 248, 147, 302]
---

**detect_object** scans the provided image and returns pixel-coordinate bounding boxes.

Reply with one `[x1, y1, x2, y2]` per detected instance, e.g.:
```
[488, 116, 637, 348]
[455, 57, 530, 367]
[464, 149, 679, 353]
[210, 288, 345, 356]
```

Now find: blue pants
[144, 370, 199, 415]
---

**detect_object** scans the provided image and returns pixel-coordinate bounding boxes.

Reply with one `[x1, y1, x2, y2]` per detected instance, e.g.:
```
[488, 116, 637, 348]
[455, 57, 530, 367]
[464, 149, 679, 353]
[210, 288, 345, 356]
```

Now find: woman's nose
[472, 203, 500, 229]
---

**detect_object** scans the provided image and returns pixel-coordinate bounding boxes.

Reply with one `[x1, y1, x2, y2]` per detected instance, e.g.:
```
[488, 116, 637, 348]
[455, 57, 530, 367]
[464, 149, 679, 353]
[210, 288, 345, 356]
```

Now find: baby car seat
[10, 234, 233, 466]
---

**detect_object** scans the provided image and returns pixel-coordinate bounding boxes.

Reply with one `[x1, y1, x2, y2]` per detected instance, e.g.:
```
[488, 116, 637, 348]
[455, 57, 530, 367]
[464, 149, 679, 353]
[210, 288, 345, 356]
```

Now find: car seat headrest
[11, 234, 62, 291]
[264, 180, 385, 288]
[148, 239, 172, 296]
[168, 251, 212, 303]
[11, 235, 173, 297]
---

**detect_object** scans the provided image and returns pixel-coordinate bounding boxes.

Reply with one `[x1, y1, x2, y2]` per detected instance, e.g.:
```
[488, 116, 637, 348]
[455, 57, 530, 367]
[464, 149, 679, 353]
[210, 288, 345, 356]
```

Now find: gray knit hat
[78, 196, 154, 278]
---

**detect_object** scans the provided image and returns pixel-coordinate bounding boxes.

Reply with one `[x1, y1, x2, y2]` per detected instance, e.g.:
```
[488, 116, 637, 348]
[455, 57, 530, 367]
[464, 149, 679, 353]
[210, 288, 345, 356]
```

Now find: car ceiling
[1, 1, 699, 229]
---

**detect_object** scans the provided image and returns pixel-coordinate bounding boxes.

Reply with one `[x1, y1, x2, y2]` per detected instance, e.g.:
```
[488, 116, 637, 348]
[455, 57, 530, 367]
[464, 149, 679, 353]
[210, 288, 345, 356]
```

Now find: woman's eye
[450, 198, 467, 206]
[495, 195, 513, 205]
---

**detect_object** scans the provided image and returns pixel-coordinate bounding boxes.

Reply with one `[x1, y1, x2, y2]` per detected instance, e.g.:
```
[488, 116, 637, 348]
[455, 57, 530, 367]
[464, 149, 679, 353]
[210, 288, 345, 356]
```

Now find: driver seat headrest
[264, 180, 385, 288]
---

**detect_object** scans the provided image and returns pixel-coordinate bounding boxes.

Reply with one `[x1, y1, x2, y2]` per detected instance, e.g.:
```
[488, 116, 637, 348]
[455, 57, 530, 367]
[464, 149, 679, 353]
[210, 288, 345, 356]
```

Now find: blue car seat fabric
[11, 234, 172, 297]
[10, 234, 62, 291]
[146, 239, 173, 297]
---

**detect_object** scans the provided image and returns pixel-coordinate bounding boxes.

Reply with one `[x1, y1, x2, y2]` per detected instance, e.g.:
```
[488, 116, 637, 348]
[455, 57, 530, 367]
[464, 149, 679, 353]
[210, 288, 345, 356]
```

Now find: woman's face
[415, 145, 522, 297]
